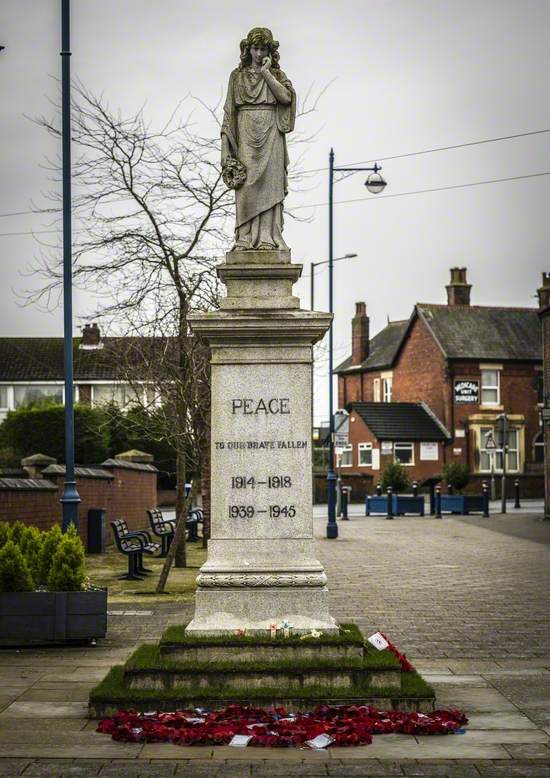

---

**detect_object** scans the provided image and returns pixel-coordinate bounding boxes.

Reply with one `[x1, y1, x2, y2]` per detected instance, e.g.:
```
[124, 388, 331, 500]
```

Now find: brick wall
[101, 461, 157, 534]
[0, 460, 157, 549]
[345, 412, 446, 488]
[540, 305, 550, 515]
[0, 481, 59, 531]
[392, 316, 450, 426]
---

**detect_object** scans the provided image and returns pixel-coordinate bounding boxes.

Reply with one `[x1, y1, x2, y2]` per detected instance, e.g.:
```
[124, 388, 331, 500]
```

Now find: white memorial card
[367, 632, 389, 650]
[305, 733, 334, 749]
[229, 734, 253, 747]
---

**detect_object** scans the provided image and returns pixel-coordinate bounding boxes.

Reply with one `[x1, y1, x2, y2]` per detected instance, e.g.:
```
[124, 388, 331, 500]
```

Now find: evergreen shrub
[47, 524, 86, 592]
[380, 461, 411, 494]
[37, 523, 63, 586]
[443, 463, 470, 493]
[0, 540, 34, 592]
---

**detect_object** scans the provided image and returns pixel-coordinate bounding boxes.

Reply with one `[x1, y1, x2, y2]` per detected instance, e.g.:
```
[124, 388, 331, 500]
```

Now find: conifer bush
[380, 461, 411, 494]
[0, 522, 10, 549]
[20, 526, 43, 585]
[37, 523, 62, 586]
[0, 540, 34, 592]
[47, 524, 86, 592]
[8, 521, 27, 547]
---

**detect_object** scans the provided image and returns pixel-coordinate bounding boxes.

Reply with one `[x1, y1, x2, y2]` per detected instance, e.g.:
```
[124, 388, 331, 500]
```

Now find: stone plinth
[187, 249, 336, 634]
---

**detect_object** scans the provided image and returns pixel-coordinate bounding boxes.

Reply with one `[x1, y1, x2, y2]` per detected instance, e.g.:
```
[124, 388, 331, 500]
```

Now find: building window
[339, 445, 353, 467]
[92, 384, 130, 407]
[394, 442, 414, 465]
[373, 378, 381, 402]
[13, 385, 63, 408]
[0, 387, 8, 409]
[481, 370, 500, 406]
[479, 426, 519, 472]
[534, 432, 545, 463]
[358, 442, 372, 466]
[382, 377, 392, 403]
[537, 374, 544, 405]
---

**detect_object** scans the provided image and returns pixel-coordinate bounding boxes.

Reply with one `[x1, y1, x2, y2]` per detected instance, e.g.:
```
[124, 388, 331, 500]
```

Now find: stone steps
[88, 623, 437, 717]
[123, 663, 402, 692]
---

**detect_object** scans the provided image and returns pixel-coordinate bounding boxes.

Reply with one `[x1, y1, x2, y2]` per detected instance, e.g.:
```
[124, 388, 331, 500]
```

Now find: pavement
[0, 505, 549, 776]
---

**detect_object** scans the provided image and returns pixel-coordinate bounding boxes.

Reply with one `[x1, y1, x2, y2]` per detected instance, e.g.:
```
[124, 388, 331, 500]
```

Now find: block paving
[0, 508, 549, 776]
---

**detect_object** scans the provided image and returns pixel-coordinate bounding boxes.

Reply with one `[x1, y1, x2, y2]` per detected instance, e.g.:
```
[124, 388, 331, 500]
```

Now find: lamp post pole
[325, 149, 387, 539]
[310, 253, 358, 311]
[60, 0, 80, 532]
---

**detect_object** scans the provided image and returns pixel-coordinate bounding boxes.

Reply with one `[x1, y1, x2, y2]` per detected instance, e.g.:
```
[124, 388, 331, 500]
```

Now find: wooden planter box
[0, 589, 107, 646]
[440, 494, 485, 514]
[366, 495, 425, 516]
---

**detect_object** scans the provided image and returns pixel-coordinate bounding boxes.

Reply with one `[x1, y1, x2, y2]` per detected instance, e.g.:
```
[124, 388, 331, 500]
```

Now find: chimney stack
[446, 267, 471, 306]
[80, 322, 101, 348]
[351, 301, 370, 365]
[538, 272, 550, 311]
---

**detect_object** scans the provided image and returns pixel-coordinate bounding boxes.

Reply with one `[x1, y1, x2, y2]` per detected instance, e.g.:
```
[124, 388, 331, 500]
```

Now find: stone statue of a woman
[221, 27, 296, 251]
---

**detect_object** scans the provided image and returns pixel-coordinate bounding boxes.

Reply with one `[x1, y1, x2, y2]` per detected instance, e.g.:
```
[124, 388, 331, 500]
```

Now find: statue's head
[239, 27, 281, 70]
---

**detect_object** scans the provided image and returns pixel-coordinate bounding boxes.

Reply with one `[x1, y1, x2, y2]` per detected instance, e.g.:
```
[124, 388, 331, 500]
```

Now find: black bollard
[429, 482, 436, 515]
[514, 479, 521, 509]
[341, 487, 349, 520]
[435, 485, 442, 518]
[412, 480, 418, 497]
[376, 483, 382, 497]
[386, 486, 394, 520]
[482, 482, 490, 518]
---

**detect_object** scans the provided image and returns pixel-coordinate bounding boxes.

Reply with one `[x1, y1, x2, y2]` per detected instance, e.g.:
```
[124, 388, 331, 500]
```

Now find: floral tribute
[97, 704, 468, 748]
[380, 633, 415, 672]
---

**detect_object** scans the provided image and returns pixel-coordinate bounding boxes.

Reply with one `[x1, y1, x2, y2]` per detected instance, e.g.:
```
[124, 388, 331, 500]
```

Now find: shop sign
[454, 380, 479, 403]
[420, 441, 438, 461]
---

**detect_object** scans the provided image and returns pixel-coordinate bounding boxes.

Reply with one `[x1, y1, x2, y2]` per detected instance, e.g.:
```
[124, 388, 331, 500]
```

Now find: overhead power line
[1, 127, 549, 221]
[0, 169, 549, 237]
[289, 170, 550, 211]
[296, 128, 550, 176]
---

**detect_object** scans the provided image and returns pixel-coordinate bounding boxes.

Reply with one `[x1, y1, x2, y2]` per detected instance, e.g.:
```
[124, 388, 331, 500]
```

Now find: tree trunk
[173, 445, 188, 568]
[155, 485, 193, 594]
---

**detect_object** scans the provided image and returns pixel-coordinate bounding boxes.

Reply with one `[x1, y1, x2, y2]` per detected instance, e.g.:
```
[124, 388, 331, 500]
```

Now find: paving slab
[424, 674, 488, 686]
[0, 745, 141, 758]
[139, 744, 214, 760]
[0, 701, 88, 718]
[18, 689, 91, 702]
[503, 742, 550, 758]
[466, 712, 538, 729]
[0, 718, 87, 731]
[432, 687, 517, 712]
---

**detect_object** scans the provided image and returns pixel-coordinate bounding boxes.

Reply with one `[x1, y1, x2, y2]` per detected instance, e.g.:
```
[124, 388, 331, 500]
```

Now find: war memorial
[90, 27, 436, 718]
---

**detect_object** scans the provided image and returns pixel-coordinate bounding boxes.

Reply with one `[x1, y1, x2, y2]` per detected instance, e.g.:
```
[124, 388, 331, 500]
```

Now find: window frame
[373, 378, 381, 402]
[481, 369, 500, 406]
[478, 425, 520, 473]
[382, 377, 393, 403]
[394, 441, 414, 466]
[339, 444, 353, 467]
[358, 442, 373, 467]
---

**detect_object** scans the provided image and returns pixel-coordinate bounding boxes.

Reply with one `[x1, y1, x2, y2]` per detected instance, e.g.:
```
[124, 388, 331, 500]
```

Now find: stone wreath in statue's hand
[222, 156, 247, 190]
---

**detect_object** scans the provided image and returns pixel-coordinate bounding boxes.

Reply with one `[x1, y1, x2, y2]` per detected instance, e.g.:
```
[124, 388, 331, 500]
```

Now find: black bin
[87, 508, 106, 554]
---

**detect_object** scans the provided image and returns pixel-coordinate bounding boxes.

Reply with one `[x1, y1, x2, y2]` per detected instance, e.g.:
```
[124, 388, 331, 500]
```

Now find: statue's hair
[239, 27, 281, 70]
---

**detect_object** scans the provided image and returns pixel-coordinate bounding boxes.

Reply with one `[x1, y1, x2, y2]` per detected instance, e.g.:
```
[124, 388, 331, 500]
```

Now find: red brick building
[336, 268, 543, 493]
[537, 273, 550, 517]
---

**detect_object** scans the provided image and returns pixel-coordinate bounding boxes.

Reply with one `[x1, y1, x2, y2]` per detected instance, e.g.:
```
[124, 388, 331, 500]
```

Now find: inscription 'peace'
[231, 398, 290, 415]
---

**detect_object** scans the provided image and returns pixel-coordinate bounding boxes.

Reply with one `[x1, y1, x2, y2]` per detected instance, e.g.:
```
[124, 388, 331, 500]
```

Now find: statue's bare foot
[258, 242, 276, 250]
[233, 240, 250, 251]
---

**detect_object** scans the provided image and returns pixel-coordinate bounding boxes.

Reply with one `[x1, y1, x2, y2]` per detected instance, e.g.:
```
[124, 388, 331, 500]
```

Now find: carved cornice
[196, 571, 328, 588]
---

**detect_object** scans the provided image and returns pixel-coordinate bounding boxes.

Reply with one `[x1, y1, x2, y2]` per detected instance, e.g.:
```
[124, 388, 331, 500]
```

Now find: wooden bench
[110, 519, 160, 581]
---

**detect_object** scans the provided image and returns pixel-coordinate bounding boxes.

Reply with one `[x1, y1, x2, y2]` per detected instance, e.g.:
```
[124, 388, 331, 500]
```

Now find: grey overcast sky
[1, 0, 550, 422]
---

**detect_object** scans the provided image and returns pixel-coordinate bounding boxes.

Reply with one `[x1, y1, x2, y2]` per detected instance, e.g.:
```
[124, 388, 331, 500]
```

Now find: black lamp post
[60, 0, 80, 531]
[326, 149, 387, 539]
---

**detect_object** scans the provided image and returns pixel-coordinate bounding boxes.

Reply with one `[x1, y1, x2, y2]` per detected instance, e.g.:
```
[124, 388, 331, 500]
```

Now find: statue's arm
[261, 63, 292, 105]
[221, 72, 237, 166]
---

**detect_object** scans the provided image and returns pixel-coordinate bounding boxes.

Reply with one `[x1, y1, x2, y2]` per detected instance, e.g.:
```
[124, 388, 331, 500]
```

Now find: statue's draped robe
[222, 67, 296, 249]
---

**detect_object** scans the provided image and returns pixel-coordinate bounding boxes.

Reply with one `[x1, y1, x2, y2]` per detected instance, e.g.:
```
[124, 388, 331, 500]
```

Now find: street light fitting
[365, 163, 387, 194]
[344, 253, 358, 258]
